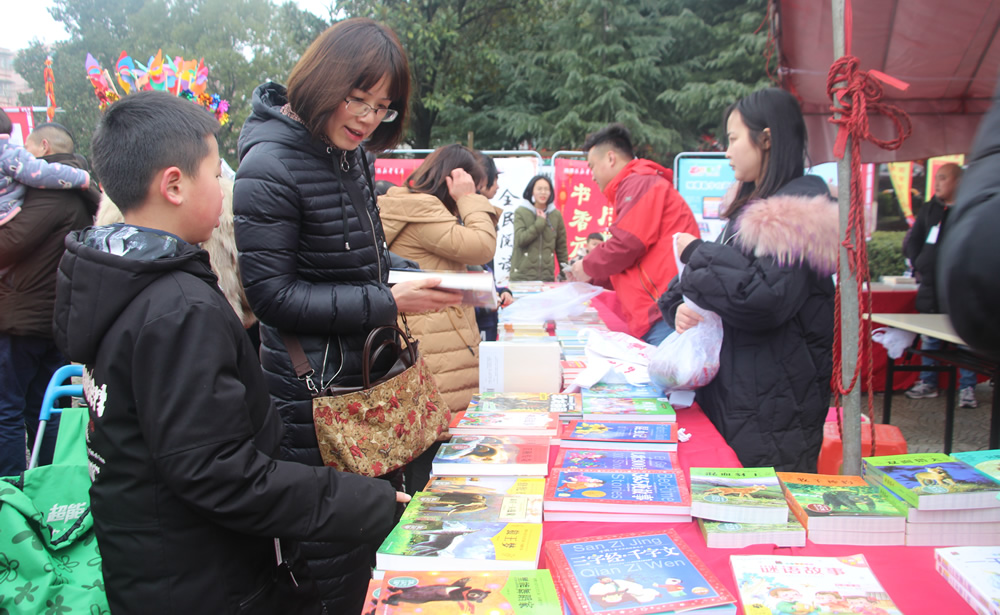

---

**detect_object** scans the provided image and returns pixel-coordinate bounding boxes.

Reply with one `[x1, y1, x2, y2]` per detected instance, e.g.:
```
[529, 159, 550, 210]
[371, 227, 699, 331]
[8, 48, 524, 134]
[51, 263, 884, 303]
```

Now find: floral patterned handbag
[284, 324, 450, 477]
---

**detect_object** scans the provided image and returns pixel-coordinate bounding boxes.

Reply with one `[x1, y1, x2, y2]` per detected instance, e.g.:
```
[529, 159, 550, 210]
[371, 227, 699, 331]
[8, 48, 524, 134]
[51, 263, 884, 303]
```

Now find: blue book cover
[562, 421, 676, 447]
[554, 449, 677, 471]
[544, 469, 690, 513]
[544, 530, 735, 615]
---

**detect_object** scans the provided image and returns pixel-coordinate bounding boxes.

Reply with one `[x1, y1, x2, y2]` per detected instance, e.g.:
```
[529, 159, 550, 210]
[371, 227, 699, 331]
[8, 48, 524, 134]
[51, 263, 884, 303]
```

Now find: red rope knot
[826, 55, 913, 158]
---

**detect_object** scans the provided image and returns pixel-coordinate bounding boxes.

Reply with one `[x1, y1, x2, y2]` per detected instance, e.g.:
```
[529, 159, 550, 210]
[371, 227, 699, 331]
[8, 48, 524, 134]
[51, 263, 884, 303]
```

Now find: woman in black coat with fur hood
[658, 88, 839, 472]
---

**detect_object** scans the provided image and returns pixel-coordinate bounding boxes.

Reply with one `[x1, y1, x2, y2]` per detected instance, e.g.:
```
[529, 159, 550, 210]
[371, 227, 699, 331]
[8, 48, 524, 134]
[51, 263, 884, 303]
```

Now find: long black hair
[723, 88, 807, 218]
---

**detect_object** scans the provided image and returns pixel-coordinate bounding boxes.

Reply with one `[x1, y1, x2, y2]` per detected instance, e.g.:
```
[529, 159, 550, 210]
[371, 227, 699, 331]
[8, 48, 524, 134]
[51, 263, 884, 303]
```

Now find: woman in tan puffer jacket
[378, 144, 500, 493]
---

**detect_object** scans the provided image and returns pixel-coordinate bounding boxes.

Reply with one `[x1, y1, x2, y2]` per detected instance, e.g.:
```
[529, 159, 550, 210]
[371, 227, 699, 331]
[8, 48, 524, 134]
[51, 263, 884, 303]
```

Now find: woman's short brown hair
[287, 18, 410, 153]
[406, 144, 486, 215]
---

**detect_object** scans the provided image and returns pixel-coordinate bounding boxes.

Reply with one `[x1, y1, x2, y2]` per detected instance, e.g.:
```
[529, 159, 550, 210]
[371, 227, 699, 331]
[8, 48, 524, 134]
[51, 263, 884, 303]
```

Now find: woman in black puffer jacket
[234, 18, 460, 614]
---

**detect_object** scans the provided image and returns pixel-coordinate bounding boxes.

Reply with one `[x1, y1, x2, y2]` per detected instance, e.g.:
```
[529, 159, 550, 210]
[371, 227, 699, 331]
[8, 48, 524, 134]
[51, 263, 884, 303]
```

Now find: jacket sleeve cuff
[681, 239, 703, 264]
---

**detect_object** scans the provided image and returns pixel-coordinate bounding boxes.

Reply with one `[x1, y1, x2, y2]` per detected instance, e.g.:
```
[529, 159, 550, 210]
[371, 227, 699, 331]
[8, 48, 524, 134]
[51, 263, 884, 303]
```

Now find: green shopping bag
[0, 408, 109, 614]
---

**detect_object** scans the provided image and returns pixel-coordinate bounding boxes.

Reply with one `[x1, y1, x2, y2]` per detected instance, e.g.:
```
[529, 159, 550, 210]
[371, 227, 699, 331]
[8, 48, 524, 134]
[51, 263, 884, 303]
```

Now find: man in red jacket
[571, 123, 700, 345]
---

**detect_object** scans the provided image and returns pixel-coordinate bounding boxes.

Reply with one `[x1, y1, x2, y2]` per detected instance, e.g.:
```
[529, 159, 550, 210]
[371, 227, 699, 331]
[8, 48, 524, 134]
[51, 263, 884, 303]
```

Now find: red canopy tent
[772, 0, 1000, 164]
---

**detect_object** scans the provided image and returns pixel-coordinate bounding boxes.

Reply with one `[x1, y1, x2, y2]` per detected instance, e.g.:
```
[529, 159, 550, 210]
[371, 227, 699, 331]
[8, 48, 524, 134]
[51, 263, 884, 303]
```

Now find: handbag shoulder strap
[281, 333, 318, 395]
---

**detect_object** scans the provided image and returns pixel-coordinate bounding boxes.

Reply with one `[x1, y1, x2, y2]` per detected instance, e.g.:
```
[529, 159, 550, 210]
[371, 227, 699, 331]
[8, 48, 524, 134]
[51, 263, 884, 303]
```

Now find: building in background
[0, 48, 32, 107]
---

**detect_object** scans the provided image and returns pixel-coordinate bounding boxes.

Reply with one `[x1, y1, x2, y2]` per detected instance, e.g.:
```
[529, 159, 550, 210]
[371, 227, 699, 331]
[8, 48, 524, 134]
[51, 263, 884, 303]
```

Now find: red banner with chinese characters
[552, 158, 612, 261]
[374, 158, 425, 186]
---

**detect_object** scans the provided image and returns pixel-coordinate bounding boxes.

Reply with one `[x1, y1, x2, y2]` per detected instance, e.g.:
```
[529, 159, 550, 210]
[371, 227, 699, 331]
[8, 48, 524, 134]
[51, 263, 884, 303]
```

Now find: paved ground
[864, 381, 995, 454]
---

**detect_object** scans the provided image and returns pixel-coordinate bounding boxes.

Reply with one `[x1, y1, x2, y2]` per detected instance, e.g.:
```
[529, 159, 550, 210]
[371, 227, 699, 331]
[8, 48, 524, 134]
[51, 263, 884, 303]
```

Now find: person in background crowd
[379, 144, 500, 493]
[571, 123, 700, 345]
[0, 110, 91, 231]
[939, 82, 1000, 359]
[570, 231, 605, 265]
[0, 121, 99, 476]
[233, 19, 460, 613]
[472, 150, 513, 342]
[903, 163, 978, 408]
[510, 174, 568, 282]
[658, 88, 838, 473]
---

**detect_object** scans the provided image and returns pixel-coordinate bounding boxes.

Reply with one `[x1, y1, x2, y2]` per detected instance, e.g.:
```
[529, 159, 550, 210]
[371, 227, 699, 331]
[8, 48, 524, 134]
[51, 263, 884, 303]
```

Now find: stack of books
[777, 472, 906, 545]
[372, 570, 563, 614]
[430, 435, 550, 477]
[580, 396, 676, 423]
[545, 530, 737, 614]
[560, 420, 678, 451]
[730, 553, 903, 614]
[543, 464, 691, 523]
[689, 467, 805, 549]
[448, 410, 561, 437]
[468, 391, 583, 422]
[863, 452, 1000, 546]
[935, 546, 1000, 613]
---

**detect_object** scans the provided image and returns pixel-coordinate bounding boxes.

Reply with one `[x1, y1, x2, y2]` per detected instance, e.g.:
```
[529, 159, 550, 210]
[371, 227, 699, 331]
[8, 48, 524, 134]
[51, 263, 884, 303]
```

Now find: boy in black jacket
[53, 91, 406, 615]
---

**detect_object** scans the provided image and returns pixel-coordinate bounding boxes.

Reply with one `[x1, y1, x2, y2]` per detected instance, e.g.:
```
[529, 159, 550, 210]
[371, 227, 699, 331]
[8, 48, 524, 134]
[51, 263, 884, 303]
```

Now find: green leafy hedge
[868, 231, 908, 280]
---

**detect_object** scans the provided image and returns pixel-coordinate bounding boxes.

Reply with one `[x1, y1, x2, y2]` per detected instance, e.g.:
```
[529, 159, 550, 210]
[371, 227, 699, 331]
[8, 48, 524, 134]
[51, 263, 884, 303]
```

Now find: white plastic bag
[871, 326, 917, 360]
[499, 282, 604, 322]
[648, 297, 723, 391]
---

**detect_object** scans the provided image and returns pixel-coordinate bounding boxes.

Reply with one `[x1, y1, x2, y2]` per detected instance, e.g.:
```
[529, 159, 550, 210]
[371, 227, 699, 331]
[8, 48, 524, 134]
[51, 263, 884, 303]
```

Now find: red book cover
[544, 529, 735, 615]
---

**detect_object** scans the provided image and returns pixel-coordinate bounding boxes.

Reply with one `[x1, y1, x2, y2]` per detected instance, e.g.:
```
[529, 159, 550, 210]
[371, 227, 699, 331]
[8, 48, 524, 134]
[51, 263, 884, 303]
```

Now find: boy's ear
[158, 166, 185, 206]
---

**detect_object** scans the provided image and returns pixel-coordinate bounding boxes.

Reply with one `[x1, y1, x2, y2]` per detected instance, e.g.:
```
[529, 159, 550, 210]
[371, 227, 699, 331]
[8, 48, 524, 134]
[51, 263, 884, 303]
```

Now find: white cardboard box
[479, 341, 562, 393]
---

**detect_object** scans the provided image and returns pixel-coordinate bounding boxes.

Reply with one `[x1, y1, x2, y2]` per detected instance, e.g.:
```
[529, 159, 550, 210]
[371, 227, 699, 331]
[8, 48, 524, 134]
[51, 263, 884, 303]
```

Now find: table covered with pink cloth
[542, 403, 973, 613]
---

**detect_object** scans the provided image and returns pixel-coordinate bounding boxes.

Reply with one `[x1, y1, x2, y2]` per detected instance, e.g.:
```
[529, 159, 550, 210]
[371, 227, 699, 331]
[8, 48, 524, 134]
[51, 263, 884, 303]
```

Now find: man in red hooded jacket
[571, 123, 700, 345]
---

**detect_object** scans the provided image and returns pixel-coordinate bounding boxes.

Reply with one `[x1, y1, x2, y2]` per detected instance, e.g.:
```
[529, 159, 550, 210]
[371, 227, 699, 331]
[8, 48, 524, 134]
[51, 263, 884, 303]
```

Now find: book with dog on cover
[431, 435, 550, 477]
[544, 529, 736, 614]
[376, 569, 562, 615]
[863, 453, 1000, 510]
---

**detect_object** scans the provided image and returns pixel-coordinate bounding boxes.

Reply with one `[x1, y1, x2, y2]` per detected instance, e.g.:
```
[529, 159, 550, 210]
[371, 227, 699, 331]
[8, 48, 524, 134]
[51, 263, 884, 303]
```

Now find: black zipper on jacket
[331, 148, 383, 279]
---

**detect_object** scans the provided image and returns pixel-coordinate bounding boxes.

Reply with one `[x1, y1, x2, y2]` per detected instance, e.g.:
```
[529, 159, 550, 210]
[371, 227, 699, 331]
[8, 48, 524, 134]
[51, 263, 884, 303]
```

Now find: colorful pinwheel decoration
[84, 50, 230, 125]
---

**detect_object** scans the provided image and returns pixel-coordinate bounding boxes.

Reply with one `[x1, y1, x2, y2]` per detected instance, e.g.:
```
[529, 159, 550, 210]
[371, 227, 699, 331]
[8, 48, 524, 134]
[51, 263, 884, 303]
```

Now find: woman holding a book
[378, 144, 501, 492]
[658, 88, 838, 473]
[233, 19, 462, 612]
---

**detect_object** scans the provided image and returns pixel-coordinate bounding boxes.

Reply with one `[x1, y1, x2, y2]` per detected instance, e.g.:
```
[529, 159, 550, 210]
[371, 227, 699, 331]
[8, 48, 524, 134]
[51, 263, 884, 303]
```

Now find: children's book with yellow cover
[377, 570, 561, 615]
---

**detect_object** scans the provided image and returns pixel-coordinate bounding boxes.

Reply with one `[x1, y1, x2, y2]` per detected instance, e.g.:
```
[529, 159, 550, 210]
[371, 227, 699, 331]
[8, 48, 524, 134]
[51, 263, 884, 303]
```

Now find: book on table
[697, 518, 805, 549]
[402, 491, 543, 524]
[863, 453, 1000, 510]
[776, 472, 906, 533]
[905, 524, 1000, 547]
[362, 578, 380, 615]
[543, 510, 693, 523]
[689, 467, 789, 524]
[431, 435, 549, 477]
[375, 569, 562, 615]
[387, 268, 498, 308]
[376, 519, 542, 571]
[935, 546, 1000, 615]
[876, 482, 1000, 523]
[580, 396, 676, 422]
[729, 553, 903, 615]
[560, 420, 678, 451]
[448, 410, 560, 436]
[545, 529, 736, 615]
[553, 448, 679, 471]
[469, 391, 582, 415]
[580, 382, 666, 398]
[423, 476, 545, 496]
[543, 468, 691, 519]
[951, 449, 1000, 482]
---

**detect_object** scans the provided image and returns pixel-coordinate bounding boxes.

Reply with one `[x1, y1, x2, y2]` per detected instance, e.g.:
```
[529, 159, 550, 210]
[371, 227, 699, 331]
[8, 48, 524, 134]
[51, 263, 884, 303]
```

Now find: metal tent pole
[832, 0, 863, 475]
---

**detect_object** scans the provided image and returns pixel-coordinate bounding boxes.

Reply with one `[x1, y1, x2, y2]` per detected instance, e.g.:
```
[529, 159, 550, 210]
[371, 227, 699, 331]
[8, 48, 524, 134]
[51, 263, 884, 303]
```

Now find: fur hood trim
[517, 199, 556, 213]
[733, 193, 839, 277]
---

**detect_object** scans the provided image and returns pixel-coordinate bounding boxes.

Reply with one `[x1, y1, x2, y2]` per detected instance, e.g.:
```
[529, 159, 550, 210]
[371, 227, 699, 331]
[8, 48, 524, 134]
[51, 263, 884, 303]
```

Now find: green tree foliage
[15, 0, 327, 166]
[336, 0, 547, 149]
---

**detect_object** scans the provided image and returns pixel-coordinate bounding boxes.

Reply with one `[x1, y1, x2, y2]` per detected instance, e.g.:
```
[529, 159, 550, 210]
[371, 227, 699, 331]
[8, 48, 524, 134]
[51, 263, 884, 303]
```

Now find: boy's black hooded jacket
[53, 226, 396, 615]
